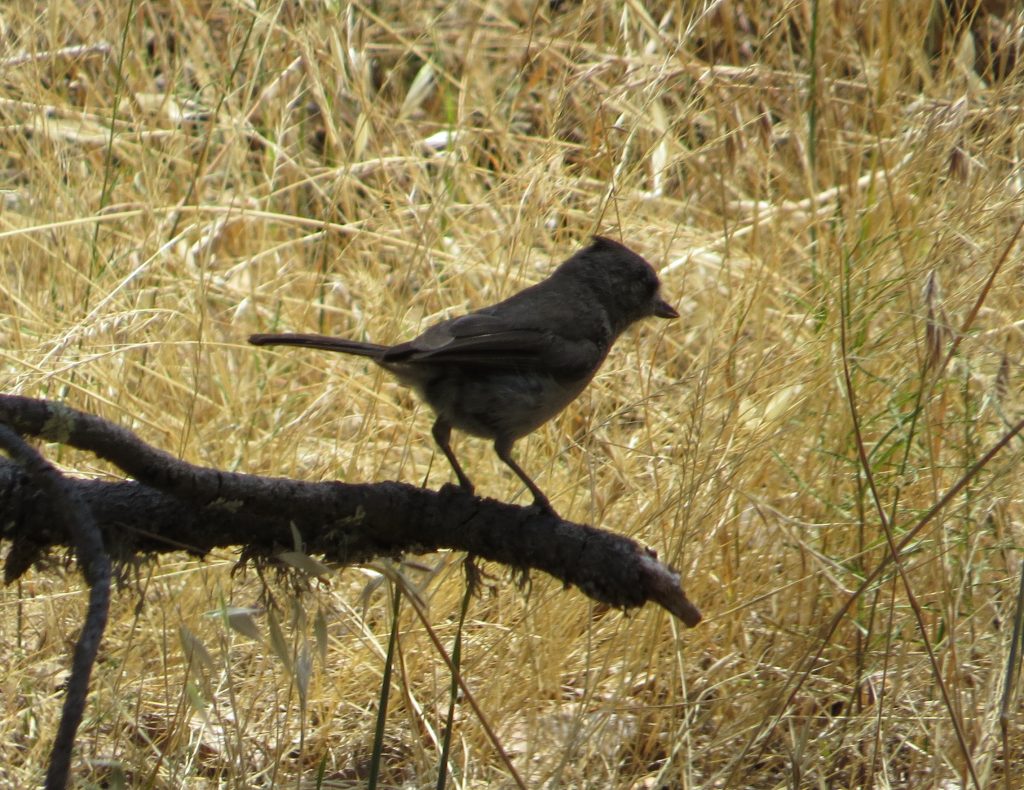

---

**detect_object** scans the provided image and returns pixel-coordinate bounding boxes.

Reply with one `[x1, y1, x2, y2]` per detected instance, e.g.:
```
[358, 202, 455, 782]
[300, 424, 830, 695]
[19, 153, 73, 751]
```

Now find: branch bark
[0, 394, 701, 625]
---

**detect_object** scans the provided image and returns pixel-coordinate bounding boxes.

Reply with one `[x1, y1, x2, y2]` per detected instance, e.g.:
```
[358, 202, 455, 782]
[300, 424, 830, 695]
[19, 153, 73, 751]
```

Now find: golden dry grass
[2, 0, 1024, 786]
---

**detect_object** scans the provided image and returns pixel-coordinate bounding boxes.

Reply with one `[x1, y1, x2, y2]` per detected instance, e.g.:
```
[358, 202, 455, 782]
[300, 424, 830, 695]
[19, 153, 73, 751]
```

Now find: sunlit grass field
[2, 1, 1024, 786]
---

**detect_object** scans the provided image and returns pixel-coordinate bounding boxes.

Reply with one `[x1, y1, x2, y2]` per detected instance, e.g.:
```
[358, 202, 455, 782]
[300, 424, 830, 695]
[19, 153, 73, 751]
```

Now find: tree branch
[0, 394, 701, 625]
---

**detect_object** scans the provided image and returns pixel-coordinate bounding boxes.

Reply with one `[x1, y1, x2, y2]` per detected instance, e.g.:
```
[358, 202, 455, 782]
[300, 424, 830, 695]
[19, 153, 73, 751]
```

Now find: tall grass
[2, 1, 1023, 786]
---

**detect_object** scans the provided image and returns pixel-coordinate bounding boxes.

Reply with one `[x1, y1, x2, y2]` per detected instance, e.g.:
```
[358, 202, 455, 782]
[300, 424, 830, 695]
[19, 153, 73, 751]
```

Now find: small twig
[402, 579, 528, 790]
[933, 217, 1024, 383]
[0, 42, 111, 69]
[838, 275, 980, 789]
[0, 426, 111, 790]
[1000, 561, 1024, 790]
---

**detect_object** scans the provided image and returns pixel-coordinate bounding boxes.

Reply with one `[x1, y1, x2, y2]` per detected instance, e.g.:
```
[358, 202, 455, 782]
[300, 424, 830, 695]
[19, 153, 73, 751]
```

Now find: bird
[249, 236, 677, 513]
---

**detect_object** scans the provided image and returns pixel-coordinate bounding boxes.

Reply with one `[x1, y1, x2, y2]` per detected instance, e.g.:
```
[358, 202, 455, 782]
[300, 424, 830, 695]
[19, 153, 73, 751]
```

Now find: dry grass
[2, 0, 1024, 786]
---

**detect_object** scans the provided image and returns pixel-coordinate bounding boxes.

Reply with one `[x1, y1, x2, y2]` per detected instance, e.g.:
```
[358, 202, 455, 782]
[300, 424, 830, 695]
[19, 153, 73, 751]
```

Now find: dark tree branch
[0, 394, 701, 625]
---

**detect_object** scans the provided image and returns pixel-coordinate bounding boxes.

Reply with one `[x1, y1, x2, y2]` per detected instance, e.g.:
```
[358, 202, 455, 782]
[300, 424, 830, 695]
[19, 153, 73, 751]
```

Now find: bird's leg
[431, 418, 475, 494]
[494, 438, 555, 514]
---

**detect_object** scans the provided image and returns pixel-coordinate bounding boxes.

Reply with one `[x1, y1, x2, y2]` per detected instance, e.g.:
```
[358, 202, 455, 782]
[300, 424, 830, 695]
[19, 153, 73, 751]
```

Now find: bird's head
[554, 236, 678, 335]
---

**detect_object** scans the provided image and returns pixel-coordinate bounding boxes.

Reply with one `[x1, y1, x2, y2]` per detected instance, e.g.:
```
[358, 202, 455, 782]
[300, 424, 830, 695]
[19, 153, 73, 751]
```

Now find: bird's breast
[416, 366, 592, 442]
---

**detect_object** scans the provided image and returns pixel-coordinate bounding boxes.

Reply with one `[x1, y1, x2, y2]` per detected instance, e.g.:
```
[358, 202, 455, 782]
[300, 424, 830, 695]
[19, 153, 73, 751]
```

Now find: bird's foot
[439, 481, 475, 499]
[529, 494, 559, 517]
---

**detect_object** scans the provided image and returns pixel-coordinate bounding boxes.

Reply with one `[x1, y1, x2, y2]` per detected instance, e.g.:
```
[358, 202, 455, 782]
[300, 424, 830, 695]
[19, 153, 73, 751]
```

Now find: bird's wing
[381, 313, 599, 371]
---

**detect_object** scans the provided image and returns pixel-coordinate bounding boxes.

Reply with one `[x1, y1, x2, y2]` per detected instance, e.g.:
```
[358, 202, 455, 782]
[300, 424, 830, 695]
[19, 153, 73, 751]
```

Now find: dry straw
[2, 1, 1024, 786]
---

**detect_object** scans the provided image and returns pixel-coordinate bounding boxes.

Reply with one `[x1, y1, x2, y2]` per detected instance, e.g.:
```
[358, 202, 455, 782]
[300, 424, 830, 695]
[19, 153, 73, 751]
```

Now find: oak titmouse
[250, 236, 677, 512]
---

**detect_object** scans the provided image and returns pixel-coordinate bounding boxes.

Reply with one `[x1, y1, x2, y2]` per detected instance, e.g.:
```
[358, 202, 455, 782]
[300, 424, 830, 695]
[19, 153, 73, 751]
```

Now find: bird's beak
[653, 297, 679, 319]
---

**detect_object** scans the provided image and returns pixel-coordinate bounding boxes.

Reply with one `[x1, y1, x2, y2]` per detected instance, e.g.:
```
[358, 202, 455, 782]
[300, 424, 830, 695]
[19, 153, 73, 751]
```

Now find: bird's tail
[248, 333, 388, 359]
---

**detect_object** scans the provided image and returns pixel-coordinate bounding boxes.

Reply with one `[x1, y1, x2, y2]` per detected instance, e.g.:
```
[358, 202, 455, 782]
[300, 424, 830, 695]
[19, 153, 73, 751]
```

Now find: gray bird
[250, 236, 677, 512]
